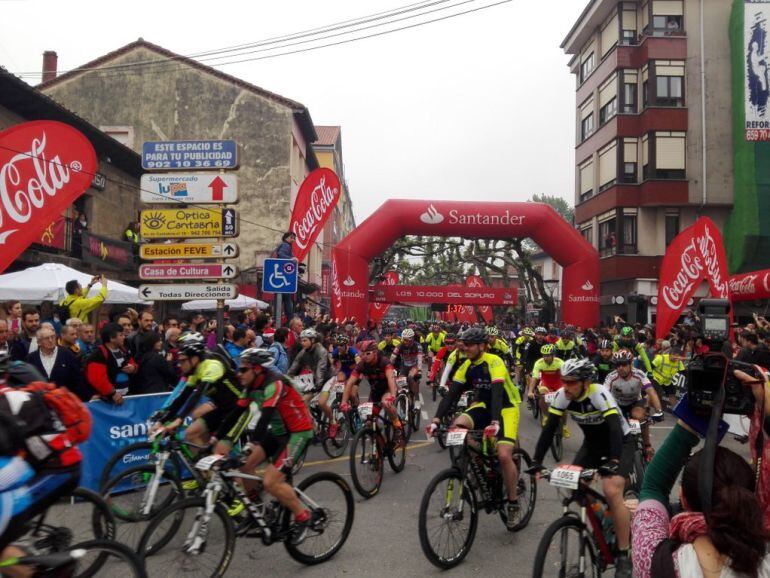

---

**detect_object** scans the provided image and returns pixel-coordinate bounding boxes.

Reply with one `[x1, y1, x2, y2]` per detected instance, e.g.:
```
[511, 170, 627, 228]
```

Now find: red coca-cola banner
[656, 217, 731, 339]
[0, 121, 97, 272]
[369, 271, 399, 323]
[730, 269, 770, 302]
[466, 275, 494, 323]
[290, 168, 341, 263]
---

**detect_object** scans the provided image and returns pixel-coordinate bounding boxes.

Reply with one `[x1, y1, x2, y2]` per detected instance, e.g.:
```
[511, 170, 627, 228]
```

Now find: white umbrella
[181, 294, 269, 311]
[0, 263, 141, 304]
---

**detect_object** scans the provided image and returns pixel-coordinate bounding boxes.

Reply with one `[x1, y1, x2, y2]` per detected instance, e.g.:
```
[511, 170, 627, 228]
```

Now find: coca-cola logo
[332, 260, 343, 310]
[0, 121, 96, 272]
[729, 274, 758, 296]
[290, 168, 341, 262]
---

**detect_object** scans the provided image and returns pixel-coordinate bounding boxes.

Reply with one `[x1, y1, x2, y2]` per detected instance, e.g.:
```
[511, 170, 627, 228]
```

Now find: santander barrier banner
[333, 200, 600, 327]
[289, 168, 341, 262]
[656, 217, 731, 339]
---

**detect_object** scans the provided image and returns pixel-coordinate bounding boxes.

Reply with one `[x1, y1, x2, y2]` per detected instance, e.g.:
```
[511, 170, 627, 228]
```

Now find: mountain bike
[394, 376, 420, 440]
[532, 466, 619, 577]
[542, 391, 564, 461]
[418, 429, 537, 569]
[309, 382, 351, 459]
[349, 401, 406, 498]
[435, 389, 474, 451]
[138, 453, 354, 576]
[624, 418, 648, 499]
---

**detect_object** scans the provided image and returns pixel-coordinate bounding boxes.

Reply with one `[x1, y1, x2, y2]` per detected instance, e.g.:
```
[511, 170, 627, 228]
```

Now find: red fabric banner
[290, 168, 341, 263]
[466, 275, 494, 323]
[37, 215, 66, 250]
[656, 217, 731, 339]
[369, 271, 399, 323]
[729, 269, 770, 302]
[0, 121, 97, 272]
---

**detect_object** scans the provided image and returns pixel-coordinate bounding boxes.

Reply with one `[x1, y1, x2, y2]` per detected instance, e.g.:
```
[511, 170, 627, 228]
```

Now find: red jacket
[84, 345, 137, 397]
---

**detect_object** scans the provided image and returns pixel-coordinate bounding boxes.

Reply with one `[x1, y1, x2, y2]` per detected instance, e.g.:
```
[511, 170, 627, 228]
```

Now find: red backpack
[21, 382, 92, 445]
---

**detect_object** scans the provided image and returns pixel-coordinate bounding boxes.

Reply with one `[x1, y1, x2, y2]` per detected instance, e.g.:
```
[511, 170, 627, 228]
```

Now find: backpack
[206, 346, 238, 384]
[20, 382, 92, 445]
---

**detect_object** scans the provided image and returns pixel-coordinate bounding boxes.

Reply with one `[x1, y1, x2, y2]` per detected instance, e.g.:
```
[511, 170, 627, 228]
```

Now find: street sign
[140, 208, 238, 239]
[142, 140, 238, 170]
[139, 284, 238, 301]
[140, 173, 238, 204]
[140, 242, 238, 260]
[139, 262, 238, 280]
[262, 258, 298, 294]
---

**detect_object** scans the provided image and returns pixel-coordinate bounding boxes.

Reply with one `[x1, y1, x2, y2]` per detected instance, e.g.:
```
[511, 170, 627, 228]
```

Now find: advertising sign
[745, 0, 770, 141]
[0, 121, 97, 273]
[371, 285, 517, 306]
[369, 271, 399, 323]
[730, 267, 770, 301]
[139, 262, 238, 280]
[139, 284, 238, 301]
[81, 231, 135, 270]
[289, 168, 341, 262]
[140, 241, 238, 260]
[140, 208, 238, 239]
[142, 140, 238, 170]
[140, 173, 238, 204]
[466, 275, 494, 323]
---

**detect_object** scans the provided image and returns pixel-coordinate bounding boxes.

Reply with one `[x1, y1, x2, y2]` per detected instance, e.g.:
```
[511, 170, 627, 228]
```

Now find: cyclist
[287, 329, 333, 401]
[320, 334, 359, 439]
[436, 337, 467, 394]
[212, 348, 316, 541]
[527, 344, 568, 436]
[604, 349, 663, 458]
[530, 358, 634, 578]
[158, 332, 243, 452]
[614, 326, 653, 374]
[554, 326, 585, 360]
[650, 340, 685, 410]
[521, 327, 548, 381]
[592, 339, 615, 383]
[426, 333, 457, 391]
[513, 327, 535, 387]
[427, 327, 522, 529]
[377, 328, 401, 357]
[424, 324, 446, 364]
[340, 341, 405, 446]
[390, 328, 423, 405]
[486, 326, 514, 369]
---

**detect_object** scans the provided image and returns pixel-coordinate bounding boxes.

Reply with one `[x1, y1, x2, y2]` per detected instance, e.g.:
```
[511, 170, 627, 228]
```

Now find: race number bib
[457, 394, 469, 408]
[549, 465, 583, 490]
[544, 392, 558, 405]
[358, 402, 374, 418]
[195, 454, 225, 471]
[445, 428, 468, 446]
[396, 376, 408, 389]
[628, 419, 642, 435]
[296, 373, 315, 393]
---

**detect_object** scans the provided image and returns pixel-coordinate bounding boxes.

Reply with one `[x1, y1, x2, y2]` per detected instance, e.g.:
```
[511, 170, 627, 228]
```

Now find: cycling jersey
[451, 353, 520, 410]
[514, 336, 532, 365]
[651, 353, 684, 386]
[378, 338, 401, 357]
[332, 346, 359, 379]
[350, 354, 395, 400]
[428, 346, 452, 382]
[604, 368, 652, 406]
[592, 354, 614, 383]
[531, 357, 564, 392]
[489, 338, 510, 357]
[424, 332, 446, 354]
[392, 341, 423, 369]
[554, 338, 583, 360]
[438, 349, 467, 388]
[614, 338, 653, 373]
[165, 358, 242, 420]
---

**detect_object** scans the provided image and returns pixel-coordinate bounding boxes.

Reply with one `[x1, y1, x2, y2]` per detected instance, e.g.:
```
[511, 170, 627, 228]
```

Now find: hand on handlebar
[483, 422, 500, 440]
[426, 422, 439, 437]
[340, 402, 351, 414]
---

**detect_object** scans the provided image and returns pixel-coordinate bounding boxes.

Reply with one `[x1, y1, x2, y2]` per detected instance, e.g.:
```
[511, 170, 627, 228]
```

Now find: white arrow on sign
[139, 284, 238, 301]
[140, 242, 239, 260]
[139, 263, 239, 280]
[140, 173, 238, 204]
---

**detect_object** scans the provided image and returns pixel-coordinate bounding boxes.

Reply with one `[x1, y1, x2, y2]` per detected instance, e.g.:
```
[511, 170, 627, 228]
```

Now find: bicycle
[532, 466, 619, 577]
[441, 390, 475, 459]
[349, 401, 406, 499]
[540, 390, 564, 461]
[138, 452, 354, 576]
[394, 375, 420, 439]
[624, 417, 648, 499]
[418, 429, 537, 569]
[309, 382, 351, 459]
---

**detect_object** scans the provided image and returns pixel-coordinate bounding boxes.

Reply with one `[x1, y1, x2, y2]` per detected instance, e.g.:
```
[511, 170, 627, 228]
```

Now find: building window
[623, 162, 637, 183]
[581, 226, 594, 245]
[598, 141, 618, 192]
[579, 159, 594, 202]
[621, 28, 637, 44]
[581, 113, 595, 141]
[656, 76, 683, 106]
[580, 52, 595, 83]
[623, 215, 638, 253]
[621, 73, 637, 113]
[642, 134, 650, 179]
[665, 212, 680, 245]
[653, 15, 682, 34]
[600, 98, 618, 124]
[99, 125, 134, 148]
[655, 132, 686, 178]
[599, 218, 617, 257]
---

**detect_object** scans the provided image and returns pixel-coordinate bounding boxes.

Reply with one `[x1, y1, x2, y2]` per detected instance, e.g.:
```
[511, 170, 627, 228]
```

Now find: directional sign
[140, 242, 238, 260]
[140, 208, 238, 239]
[142, 140, 238, 170]
[139, 262, 238, 280]
[262, 258, 298, 294]
[139, 284, 238, 301]
[140, 173, 238, 204]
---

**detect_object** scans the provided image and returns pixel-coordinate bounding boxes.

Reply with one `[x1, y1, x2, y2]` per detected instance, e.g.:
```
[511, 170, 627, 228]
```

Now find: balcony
[600, 255, 662, 282]
[575, 179, 689, 223]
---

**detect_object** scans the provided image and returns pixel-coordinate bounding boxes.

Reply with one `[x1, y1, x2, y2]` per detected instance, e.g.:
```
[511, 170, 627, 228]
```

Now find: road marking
[650, 426, 674, 430]
[301, 440, 434, 469]
[421, 410, 429, 420]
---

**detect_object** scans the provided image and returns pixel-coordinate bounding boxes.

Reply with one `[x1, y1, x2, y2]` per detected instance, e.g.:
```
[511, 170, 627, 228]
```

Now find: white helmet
[401, 328, 415, 340]
[300, 328, 318, 340]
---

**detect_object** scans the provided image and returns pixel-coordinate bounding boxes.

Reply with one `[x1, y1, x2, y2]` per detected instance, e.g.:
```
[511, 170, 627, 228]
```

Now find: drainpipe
[699, 0, 708, 213]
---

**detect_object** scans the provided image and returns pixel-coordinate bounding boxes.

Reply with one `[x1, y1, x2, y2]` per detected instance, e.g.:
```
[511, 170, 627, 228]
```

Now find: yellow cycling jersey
[447, 349, 466, 366]
[454, 352, 520, 407]
[490, 338, 510, 355]
[425, 331, 446, 354]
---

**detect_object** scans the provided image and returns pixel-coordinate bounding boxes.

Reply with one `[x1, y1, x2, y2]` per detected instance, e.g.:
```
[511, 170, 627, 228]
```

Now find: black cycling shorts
[618, 400, 646, 420]
[573, 435, 635, 478]
[369, 384, 390, 403]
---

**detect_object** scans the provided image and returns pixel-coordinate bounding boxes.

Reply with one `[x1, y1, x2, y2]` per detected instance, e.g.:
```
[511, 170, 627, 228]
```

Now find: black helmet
[178, 332, 207, 358]
[598, 339, 613, 350]
[240, 348, 275, 368]
[335, 333, 350, 346]
[460, 327, 487, 344]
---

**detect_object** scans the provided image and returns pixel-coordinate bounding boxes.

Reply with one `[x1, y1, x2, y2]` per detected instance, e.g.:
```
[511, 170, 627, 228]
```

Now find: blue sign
[142, 140, 238, 170]
[262, 258, 298, 294]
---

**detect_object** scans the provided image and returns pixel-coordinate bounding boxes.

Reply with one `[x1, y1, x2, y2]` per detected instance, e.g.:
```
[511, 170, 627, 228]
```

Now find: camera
[684, 299, 757, 416]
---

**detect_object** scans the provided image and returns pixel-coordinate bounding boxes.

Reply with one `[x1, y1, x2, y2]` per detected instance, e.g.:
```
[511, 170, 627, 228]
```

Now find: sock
[295, 509, 310, 523]
[393, 419, 402, 428]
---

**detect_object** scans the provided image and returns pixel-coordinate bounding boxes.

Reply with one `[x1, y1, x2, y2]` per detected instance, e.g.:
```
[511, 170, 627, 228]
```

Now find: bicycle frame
[559, 483, 615, 568]
[139, 436, 206, 516]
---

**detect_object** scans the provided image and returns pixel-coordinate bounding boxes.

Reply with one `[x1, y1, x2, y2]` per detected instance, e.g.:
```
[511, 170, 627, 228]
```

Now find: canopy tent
[0, 263, 141, 304]
[181, 295, 269, 312]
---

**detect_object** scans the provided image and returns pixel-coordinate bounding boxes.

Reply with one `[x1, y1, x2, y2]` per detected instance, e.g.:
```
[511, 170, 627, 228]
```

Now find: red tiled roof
[314, 125, 340, 147]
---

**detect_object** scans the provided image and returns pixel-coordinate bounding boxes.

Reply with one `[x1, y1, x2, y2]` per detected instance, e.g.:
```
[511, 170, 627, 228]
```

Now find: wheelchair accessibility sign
[262, 258, 298, 294]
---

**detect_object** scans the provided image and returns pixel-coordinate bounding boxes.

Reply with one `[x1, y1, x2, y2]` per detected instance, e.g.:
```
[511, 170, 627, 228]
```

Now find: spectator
[188, 312, 206, 333]
[272, 232, 297, 320]
[268, 327, 290, 373]
[286, 317, 304, 362]
[59, 275, 108, 323]
[26, 326, 82, 396]
[133, 332, 177, 395]
[737, 333, 770, 368]
[123, 220, 140, 256]
[0, 319, 7, 356]
[58, 324, 81, 357]
[40, 301, 62, 334]
[128, 310, 154, 356]
[164, 327, 181, 374]
[3, 300, 21, 336]
[162, 317, 179, 332]
[77, 324, 97, 359]
[84, 322, 136, 404]
[224, 327, 249, 365]
[116, 314, 133, 339]
[65, 317, 83, 333]
[72, 209, 88, 256]
[9, 307, 40, 361]
[204, 318, 218, 349]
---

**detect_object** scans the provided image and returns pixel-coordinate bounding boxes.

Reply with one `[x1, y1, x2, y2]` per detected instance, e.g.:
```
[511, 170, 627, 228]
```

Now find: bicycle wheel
[550, 430, 563, 461]
[502, 449, 537, 532]
[284, 472, 355, 565]
[322, 412, 351, 459]
[410, 403, 421, 432]
[102, 464, 185, 549]
[70, 538, 148, 578]
[532, 516, 601, 578]
[138, 497, 235, 578]
[45, 487, 116, 544]
[100, 441, 182, 491]
[625, 445, 646, 497]
[418, 468, 478, 569]
[395, 393, 413, 441]
[386, 427, 406, 473]
[349, 428, 383, 498]
[531, 397, 540, 421]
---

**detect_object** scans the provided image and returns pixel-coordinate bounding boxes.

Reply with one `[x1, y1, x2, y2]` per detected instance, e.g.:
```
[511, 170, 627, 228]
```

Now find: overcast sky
[1, 0, 587, 224]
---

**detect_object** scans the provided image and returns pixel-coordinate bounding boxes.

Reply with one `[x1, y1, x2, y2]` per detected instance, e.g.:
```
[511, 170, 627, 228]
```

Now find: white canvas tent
[182, 294, 269, 311]
[0, 263, 141, 304]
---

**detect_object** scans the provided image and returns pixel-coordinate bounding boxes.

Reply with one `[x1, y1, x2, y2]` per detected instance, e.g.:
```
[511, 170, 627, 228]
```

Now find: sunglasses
[237, 366, 254, 373]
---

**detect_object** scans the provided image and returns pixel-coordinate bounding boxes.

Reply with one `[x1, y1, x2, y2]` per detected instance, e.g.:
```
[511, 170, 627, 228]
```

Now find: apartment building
[563, 0, 734, 323]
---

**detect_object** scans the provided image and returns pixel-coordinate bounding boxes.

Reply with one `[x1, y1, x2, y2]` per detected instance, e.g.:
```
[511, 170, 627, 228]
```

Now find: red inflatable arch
[332, 200, 600, 328]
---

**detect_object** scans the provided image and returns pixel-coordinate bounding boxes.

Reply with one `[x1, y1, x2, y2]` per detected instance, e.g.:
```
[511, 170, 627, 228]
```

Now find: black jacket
[26, 347, 84, 397]
[133, 351, 178, 395]
[10, 334, 34, 362]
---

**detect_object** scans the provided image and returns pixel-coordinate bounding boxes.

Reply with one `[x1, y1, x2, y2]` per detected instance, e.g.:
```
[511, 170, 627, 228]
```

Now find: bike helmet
[460, 327, 487, 344]
[485, 326, 499, 337]
[540, 344, 555, 355]
[335, 333, 350, 346]
[612, 349, 634, 365]
[300, 328, 318, 340]
[560, 358, 596, 382]
[401, 328, 415, 340]
[444, 333, 457, 345]
[598, 339, 613, 350]
[535, 327, 547, 335]
[178, 332, 207, 357]
[240, 348, 275, 368]
[359, 340, 378, 353]
[521, 327, 535, 337]
[620, 326, 634, 337]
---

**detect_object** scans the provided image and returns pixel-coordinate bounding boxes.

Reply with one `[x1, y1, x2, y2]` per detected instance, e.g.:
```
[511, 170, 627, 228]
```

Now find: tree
[532, 194, 574, 225]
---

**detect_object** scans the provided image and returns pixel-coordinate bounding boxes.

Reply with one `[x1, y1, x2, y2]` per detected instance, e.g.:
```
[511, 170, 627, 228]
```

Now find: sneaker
[328, 423, 339, 440]
[182, 479, 199, 491]
[505, 500, 520, 530]
[227, 498, 245, 517]
[562, 425, 570, 439]
[291, 510, 312, 545]
[614, 555, 632, 578]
